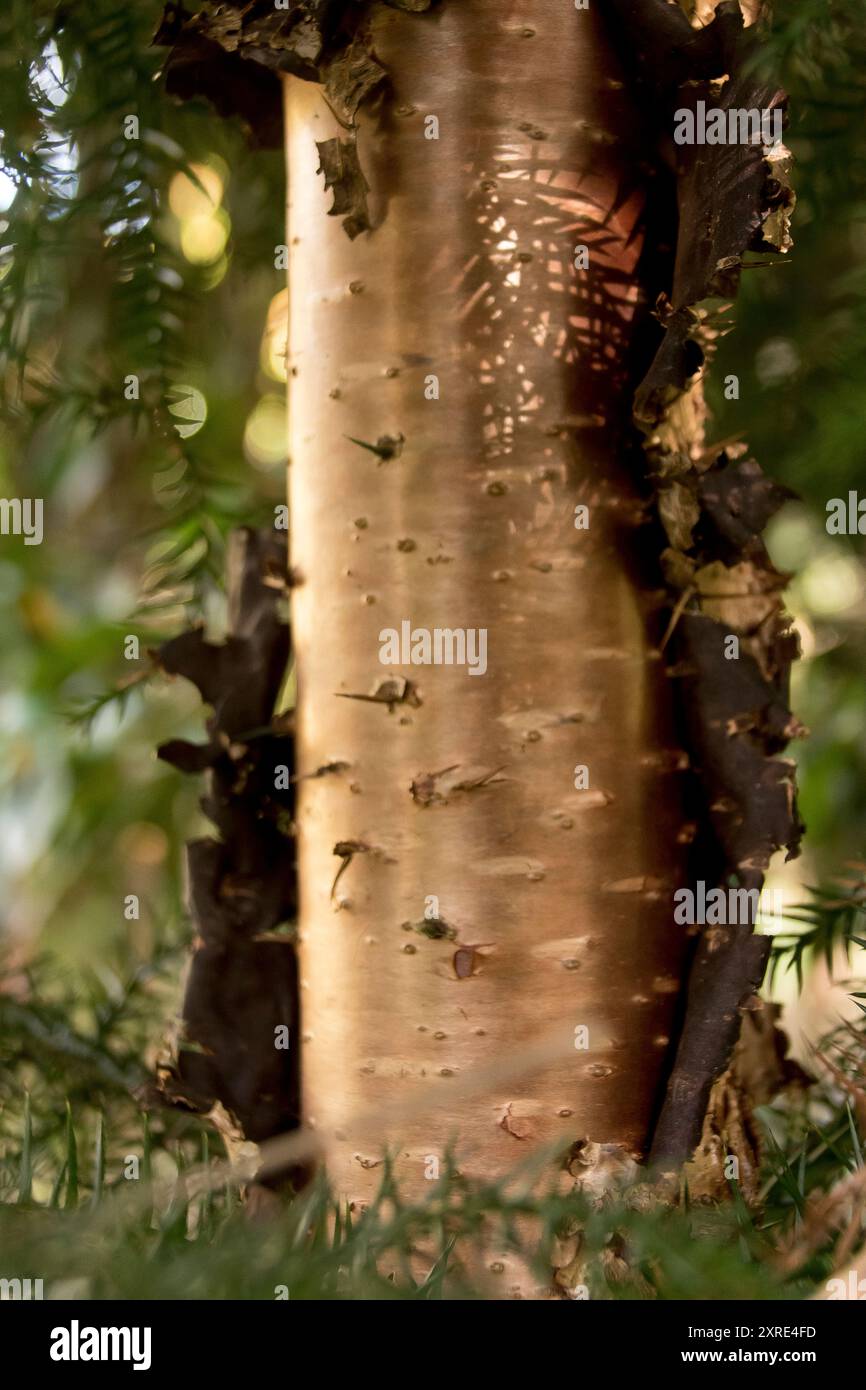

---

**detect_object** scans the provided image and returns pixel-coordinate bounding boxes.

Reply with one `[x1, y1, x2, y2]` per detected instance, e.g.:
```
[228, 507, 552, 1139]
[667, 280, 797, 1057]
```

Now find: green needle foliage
[0, 1111, 834, 1299]
[0, 0, 287, 977]
[0, 867, 865, 1299]
[0, 0, 280, 611]
[768, 876, 866, 989]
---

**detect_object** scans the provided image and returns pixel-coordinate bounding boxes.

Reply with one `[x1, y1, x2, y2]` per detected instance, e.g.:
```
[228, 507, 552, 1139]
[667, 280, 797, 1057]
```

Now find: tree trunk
[286, 0, 690, 1210]
[154, 0, 801, 1269]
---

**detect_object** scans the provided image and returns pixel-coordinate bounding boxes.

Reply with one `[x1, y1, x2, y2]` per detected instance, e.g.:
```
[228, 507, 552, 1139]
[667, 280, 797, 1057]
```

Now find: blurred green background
[0, 0, 288, 978]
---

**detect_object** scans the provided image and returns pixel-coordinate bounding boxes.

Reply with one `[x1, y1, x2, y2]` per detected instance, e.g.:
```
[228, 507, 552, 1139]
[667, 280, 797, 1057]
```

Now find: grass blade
[91, 1112, 105, 1209]
[65, 1101, 79, 1209]
[18, 1092, 33, 1204]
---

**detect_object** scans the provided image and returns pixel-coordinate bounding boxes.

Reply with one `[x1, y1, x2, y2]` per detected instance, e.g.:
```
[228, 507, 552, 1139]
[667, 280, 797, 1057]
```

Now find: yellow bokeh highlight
[170, 159, 230, 266]
[800, 553, 863, 616]
[244, 395, 287, 469]
[169, 161, 225, 219]
[179, 209, 230, 265]
[261, 289, 289, 382]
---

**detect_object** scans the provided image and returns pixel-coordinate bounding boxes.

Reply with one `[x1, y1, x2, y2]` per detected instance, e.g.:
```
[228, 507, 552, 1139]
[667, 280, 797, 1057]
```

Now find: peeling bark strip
[602, 0, 802, 1167]
[154, 2, 431, 146]
[154, 528, 299, 1145]
[315, 137, 371, 238]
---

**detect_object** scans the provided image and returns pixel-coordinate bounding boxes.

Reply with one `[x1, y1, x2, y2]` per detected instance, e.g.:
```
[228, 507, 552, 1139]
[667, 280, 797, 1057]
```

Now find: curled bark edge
[604, 0, 803, 1168]
[152, 527, 299, 1150]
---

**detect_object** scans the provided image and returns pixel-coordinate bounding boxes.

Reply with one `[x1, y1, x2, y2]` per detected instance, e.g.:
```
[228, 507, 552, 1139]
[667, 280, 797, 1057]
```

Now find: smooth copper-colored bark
[286, 0, 688, 1211]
